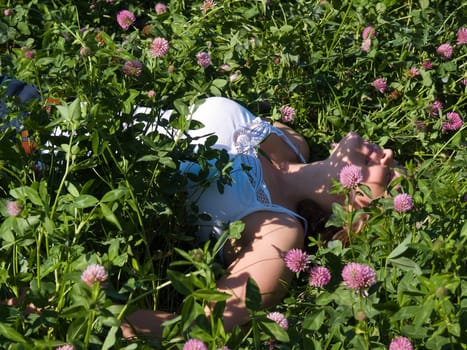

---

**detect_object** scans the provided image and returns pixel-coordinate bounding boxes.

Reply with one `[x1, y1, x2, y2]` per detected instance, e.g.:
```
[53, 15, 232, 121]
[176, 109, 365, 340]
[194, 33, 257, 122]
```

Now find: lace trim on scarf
[233, 117, 271, 156]
[233, 117, 306, 205]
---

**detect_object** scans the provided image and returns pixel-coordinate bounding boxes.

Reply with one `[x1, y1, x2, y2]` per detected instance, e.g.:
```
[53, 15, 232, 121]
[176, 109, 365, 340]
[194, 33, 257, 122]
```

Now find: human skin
[121, 128, 400, 338]
[266, 131, 399, 213]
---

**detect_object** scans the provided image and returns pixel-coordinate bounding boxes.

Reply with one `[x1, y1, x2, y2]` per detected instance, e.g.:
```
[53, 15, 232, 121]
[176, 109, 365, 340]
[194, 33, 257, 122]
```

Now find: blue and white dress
[180, 97, 308, 243]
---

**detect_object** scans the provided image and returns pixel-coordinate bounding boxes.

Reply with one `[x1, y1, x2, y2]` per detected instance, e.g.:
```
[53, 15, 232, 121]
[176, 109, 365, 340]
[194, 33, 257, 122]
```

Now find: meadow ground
[0, 1, 465, 349]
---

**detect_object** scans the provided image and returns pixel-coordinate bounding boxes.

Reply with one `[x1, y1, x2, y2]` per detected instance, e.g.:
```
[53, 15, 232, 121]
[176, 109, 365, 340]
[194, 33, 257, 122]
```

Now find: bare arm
[219, 211, 305, 330]
[121, 211, 305, 337]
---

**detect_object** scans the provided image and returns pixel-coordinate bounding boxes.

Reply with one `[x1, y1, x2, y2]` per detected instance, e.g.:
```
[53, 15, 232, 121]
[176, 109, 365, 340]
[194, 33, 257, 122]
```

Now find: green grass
[0, 0, 465, 349]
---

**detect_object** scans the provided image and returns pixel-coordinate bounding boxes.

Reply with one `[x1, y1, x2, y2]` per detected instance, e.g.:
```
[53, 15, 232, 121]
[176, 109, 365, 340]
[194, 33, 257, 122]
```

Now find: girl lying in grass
[121, 96, 402, 338]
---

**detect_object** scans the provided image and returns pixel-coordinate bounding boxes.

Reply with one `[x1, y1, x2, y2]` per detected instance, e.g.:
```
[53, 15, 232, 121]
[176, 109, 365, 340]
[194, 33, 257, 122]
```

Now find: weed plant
[0, 0, 465, 349]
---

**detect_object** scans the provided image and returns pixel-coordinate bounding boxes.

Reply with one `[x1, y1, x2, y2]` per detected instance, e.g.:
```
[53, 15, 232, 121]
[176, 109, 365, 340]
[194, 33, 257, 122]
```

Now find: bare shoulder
[260, 122, 310, 163]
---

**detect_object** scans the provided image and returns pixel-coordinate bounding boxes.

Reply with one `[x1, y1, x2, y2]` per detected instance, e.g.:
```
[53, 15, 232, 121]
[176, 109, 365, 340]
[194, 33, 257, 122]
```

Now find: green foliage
[0, 0, 466, 349]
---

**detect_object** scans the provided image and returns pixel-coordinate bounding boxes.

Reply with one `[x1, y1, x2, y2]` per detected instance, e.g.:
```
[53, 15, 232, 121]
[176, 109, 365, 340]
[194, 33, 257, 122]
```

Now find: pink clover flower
[442, 112, 463, 132]
[280, 105, 295, 122]
[150, 37, 169, 57]
[284, 248, 309, 273]
[457, 27, 467, 45]
[309, 266, 331, 287]
[116, 10, 135, 30]
[389, 336, 413, 350]
[339, 164, 363, 188]
[341, 262, 376, 291]
[81, 264, 108, 287]
[196, 52, 211, 68]
[267, 312, 289, 330]
[436, 43, 453, 59]
[371, 78, 387, 93]
[183, 339, 208, 350]
[393, 193, 414, 212]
